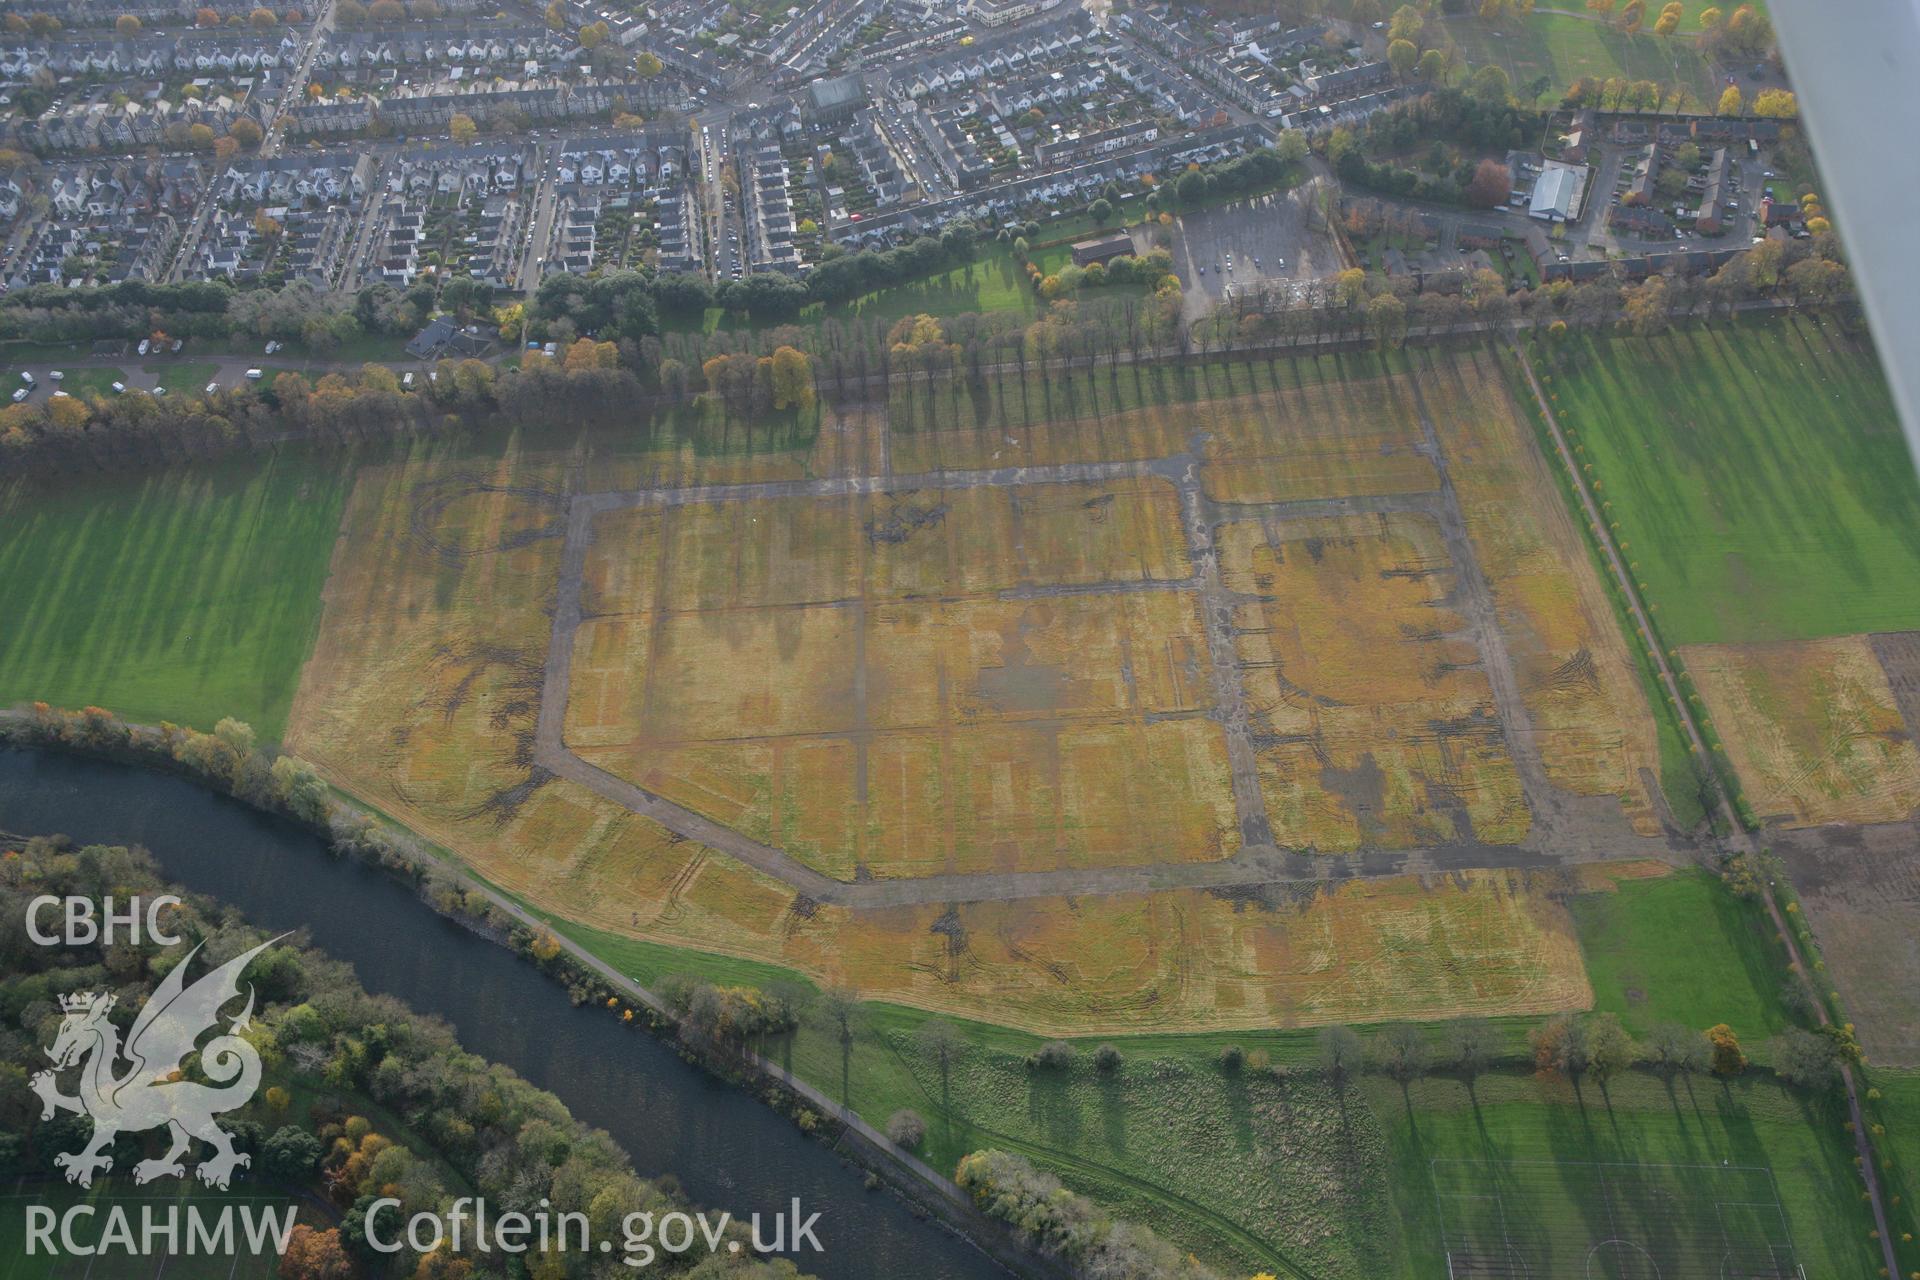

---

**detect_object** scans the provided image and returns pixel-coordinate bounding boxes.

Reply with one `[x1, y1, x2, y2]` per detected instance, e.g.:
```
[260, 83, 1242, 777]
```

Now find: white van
[205, 381, 219, 395]
[245, 368, 264, 380]
[402, 371, 414, 389]
[111, 381, 126, 393]
[137, 339, 150, 356]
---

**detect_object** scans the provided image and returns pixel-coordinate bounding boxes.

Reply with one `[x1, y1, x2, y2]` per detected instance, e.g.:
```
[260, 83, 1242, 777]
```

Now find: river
[0, 747, 1008, 1280]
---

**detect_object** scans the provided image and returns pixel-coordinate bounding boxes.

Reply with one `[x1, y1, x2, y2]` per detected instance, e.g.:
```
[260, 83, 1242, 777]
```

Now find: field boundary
[526, 429, 1689, 907]
[1507, 334, 1899, 1278]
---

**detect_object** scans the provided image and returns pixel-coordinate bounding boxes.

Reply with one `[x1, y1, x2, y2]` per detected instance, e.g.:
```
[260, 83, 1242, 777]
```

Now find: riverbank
[0, 734, 1027, 1280]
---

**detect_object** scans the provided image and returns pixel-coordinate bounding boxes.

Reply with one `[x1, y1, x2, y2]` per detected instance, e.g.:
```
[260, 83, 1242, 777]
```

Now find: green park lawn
[142, 362, 221, 397]
[1373, 1070, 1878, 1279]
[1569, 870, 1796, 1046]
[1439, 10, 1719, 103]
[1861, 1069, 1920, 1276]
[55, 367, 129, 399]
[0, 453, 352, 742]
[1538, 317, 1920, 645]
[536, 858, 1841, 1280]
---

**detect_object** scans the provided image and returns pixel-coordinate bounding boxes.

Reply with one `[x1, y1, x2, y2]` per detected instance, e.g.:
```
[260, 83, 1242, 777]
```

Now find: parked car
[137, 339, 150, 356]
[111, 381, 125, 394]
[20, 371, 34, 386]
[10, 388, 27, 402]
[245, 368, 264, 380]
[402, 371, 414, 389]
[205, 381, 220, 394]
[48, 370, 63, 382]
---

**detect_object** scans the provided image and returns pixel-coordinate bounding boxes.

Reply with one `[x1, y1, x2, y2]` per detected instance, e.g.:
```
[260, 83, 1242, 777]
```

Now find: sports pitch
[1432, 1158, 1800, 1280]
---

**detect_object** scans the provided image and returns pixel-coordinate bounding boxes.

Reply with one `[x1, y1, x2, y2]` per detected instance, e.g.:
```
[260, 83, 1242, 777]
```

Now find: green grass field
[1538, 318, 1920, 645]
[1375, 1071, 1876, 1279]
[143, 362, 221, 397]
[1861, 1069, 1920, 1277]
[1439, 11, 1719, 103]
[1570, 870, 1796, 1047]
[0, 454, 352, 741]
[544, 864, 1840, 1280]
[55, 368, 128, 400]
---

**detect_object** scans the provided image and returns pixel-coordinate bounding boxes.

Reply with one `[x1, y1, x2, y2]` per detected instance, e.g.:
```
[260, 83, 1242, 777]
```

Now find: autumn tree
[230, 117, 264, 148]
[45, 395, 91, 433]
[1653, 1, 1682, 34]
[1372, 1023, 1430, 1087]
[1470, 63, 1511, 105]
[1317, 1025, 1364, 1087]
[1785, 256, 1847, 307]
[1387, 3, 1423, 43]
[449, 112, 478, 143]
[368, 0, 402, 21]
[1751, 89, 1797, 117]
[544, 0, 566, 28]
[1745, 237, 1785, 288]
[1619, 0, 1645, 35]
[249, 6, 276, 26]
[1699, 4, 1723, 28]
[1531, 1014, 1593, 1083]
[115, 14, 142, 34]
[1387, 37, 1417, 78]
[279, 1226, 352, 1280]
[1445, 1019, 1500, 1090]
[1368, 291, 1408, 350]
[1769, 1028, 1840, 1091]
[768, 345, 814, 411]
[1716, 83, 1743, 116]
[1644, 1022, 1707, 1078]
[1623, 274, 1669, 335]
[1585, 1013, 1638, 1088]
[1707, 1023, 1747, 1076]
[1465, 159, 1512, 208]
[634, 51, 663, 77]
[1723, 3, 1772, 52]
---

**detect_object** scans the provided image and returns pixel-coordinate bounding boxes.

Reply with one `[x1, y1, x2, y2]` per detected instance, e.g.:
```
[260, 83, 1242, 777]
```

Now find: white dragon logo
[31, 936, 284, 1190]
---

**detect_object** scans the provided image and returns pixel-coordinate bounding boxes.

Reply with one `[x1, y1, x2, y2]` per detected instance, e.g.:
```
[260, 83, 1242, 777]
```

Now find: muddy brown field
[285, 357, 1695, 1032]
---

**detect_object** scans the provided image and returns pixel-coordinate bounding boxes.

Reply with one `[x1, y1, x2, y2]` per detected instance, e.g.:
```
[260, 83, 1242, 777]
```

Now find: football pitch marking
[1431, 1157, 1803, 1280]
